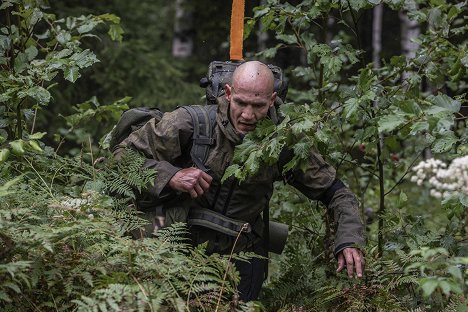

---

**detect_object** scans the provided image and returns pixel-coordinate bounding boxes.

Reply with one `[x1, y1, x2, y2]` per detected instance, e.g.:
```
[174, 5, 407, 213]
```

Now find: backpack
[200, 61, 288, 105]
[110, 105, 217, 173]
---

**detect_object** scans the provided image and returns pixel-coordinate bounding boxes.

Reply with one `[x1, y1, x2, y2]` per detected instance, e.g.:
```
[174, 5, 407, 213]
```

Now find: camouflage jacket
[118, 97, 365, 255]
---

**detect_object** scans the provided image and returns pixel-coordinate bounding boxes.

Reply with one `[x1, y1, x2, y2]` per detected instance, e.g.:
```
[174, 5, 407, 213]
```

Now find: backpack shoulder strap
[181, 105, 217, 172]
[110, 107, 163, 151]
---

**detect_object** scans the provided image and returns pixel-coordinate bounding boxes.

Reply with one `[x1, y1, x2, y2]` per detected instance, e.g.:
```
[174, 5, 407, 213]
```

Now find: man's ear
[225, 84, 232, 101]
[269, 92, 277, 107]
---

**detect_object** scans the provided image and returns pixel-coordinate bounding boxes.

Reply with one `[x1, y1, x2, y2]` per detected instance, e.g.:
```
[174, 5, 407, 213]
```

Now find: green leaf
[438, 280, 451, 296]
[253, 7, 270, 18]
[28, 132, 46, 140]
[344, 98, 359, 119]
[25, 45, 38, 61]
[384, 136, 400, 152]
[3, 282, 20, 293]
[266, 139, 283, 160]
[0, 1, 14, 10]
[291, 118, 316, 135]
[244, 18, 256, 39]
[276, 34, 297, 45]
[64, 66, 81, 82]
[108, 24, 124, 42]
[390, 55, 406, 67]
[358, 67, 375, 92]
[378, 114, 406, 133]
[293, 141, 311, 159]
[30, 8, 43, 26]
[397, 191, 407, 207]
[461, 55, 468, 68]
[70, 49, 99, 68]
[448, 266, 463, 281]
[14, 52, 28, 73]
[0, 148, 10, 163]
[426, 94, 461, 115]
[348, 0, 368, 11]
[410, 121, 429, 135]
[98, 13, 121, 24]
[315, 128, 331, 144]
[432, 131, 457, 153]
[323, 55, 343, 76]
[0, 118, 8, 128]
[28, 140, 42, 152]
[398, 100, 421, 115]
[18, 86, 51, 105]
[420, 278, 438, 297]
[258, 46, 280, 59]
[9, 140, 25, 155]
[428, 7, 442, 29]
[221, 164, 240, 183]
[460, 194, 468, 207]
[56, 30, 71, 44]
[77, 20, 100, 34]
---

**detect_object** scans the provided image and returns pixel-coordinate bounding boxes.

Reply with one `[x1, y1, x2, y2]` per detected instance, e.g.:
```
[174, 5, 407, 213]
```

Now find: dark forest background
[0, 0, 466, 311]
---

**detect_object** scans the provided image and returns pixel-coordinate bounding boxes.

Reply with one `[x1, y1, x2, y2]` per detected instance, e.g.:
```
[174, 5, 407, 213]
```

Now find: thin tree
[372, 3, 385, 257]
[172, 0, 194, 58]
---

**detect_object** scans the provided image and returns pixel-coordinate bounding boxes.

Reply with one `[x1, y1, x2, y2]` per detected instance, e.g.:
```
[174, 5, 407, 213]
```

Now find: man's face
[225, 82, 276, 135]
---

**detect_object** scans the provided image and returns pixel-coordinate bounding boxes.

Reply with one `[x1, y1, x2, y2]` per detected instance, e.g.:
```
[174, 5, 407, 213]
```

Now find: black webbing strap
[262, 196, 270, 278]
[188, 207, 251, 236]
[181, 105, 217, 172]
[212, 72, 221, 100]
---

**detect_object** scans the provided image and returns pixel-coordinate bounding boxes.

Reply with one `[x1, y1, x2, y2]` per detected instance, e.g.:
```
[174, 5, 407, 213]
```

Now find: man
[119, 61, 365, 301]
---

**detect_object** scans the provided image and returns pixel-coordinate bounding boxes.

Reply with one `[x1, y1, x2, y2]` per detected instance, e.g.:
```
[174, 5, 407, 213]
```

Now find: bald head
[231, 61, 275, 95]
[225, 61, 277, 135]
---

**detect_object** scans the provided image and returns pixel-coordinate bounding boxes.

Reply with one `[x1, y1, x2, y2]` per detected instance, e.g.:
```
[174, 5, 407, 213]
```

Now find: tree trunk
[399, 5, 420, 81]
[372, 4, 382, 69]
[256, 0, 268, 55]
[172, 0, 193, 58]
[373, 3, 385, 257]
[399, 4, 432, 159]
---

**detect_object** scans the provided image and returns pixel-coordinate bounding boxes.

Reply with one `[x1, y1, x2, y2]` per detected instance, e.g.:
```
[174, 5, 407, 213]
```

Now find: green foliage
[405, 247, 467, 297]
[0, 0, 122, 160]
[235, 0, 468, 310]
[0, 150, 251, 310]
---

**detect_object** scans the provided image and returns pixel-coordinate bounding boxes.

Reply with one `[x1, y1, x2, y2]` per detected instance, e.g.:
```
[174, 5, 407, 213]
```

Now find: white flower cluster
[50, 191, 101, 219]
[411, 156, 468, 199]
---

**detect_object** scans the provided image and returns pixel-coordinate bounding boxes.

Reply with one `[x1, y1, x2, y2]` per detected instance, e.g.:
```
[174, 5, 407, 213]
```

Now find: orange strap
[230, 0, 245, 61]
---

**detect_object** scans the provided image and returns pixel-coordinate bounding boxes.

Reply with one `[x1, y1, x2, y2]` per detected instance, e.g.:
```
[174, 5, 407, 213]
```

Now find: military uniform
[117, 97, 365, 300]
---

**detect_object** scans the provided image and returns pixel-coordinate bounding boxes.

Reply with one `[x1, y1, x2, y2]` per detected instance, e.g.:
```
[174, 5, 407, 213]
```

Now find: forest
[0, 0, 466, 311]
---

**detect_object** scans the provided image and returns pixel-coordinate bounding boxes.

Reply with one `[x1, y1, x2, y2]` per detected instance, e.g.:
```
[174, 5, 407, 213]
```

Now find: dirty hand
[336, 247, 364, 278]
[169, 167, 213, 198]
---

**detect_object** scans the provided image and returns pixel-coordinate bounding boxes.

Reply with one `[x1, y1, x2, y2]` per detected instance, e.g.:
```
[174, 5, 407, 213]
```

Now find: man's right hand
[168, 168, 213, 198]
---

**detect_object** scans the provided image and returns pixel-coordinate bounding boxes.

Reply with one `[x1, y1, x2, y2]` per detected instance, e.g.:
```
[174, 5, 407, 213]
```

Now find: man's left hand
[336, 247, 364, 278]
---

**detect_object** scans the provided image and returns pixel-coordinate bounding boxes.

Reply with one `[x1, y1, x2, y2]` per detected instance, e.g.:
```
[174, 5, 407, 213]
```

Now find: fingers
[191, 184, 204, 198]
[199, 174, 212, 192]
[336, 248, 365, 278]
[169, 167, 213, 197]
[344, 249, 354, 278]
[201, 171, 213, 184]
[336, 253, 345, 273]
[354, 250, 364, 278]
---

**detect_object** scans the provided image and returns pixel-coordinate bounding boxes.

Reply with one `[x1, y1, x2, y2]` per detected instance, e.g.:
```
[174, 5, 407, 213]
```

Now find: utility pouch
[268, 221, 289, 254]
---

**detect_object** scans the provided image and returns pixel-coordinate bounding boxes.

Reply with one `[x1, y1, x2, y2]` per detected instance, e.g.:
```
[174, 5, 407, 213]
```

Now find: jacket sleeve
[284, 148, 365, 256]
[113, 108, 194, 198]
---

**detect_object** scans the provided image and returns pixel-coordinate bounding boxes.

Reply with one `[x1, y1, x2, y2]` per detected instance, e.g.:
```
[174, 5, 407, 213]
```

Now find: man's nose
[241, 106, 254, 120]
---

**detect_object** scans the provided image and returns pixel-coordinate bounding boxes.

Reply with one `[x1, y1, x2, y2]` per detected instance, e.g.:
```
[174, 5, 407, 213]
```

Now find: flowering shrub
[411, 156, 468, 204]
